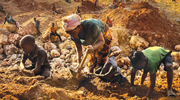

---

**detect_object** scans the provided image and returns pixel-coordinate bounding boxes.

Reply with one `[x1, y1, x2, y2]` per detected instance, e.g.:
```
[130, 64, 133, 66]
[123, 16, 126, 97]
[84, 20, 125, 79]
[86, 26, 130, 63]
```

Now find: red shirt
[106, 19, 113, 27]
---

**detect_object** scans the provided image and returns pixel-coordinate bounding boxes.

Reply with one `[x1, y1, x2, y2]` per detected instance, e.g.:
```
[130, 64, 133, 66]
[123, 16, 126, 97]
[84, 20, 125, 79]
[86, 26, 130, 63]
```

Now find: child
[130, 46, 175, 98]
[106, 17, 113, 27]
[20, 35, 51, 78]
[34, 17, 40, 34]
[50, 23, 62, 42]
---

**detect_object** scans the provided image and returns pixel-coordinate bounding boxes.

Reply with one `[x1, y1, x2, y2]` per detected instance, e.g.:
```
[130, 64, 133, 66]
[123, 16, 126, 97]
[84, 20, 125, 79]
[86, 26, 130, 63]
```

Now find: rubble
[129, 35, 149, 49]
[3, 23, 17, 33]
[8, 33, 22, 46]
[3, 44, 18, 56]
[18, 22, 38, 36]
[175, 45, 180, 51]
[44, 42, 57, 52]
[50, 49, 60, 58]
[0, 33, 8, 45]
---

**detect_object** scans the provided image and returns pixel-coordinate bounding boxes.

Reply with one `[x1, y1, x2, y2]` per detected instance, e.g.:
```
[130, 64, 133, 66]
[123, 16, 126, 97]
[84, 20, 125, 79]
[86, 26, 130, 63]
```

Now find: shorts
[161, 53, 173, 71]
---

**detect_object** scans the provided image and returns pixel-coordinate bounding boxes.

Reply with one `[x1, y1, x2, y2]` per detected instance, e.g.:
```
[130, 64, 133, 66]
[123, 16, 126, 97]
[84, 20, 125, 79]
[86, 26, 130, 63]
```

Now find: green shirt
[131, 46, 171, 74]
[71, 19, 105, 46]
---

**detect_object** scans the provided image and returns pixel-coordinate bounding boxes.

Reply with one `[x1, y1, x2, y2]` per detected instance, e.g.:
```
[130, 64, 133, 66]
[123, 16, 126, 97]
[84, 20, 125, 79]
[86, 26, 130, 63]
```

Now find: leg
[55, 33, 62, 42]
[163, 54, 175, 96]
[88, 52, 97, 73]
[39, 67, 51, 79]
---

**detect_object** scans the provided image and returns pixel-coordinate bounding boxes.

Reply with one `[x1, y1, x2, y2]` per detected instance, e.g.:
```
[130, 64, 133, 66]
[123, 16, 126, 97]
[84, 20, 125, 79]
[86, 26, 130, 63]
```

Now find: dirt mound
[12, 0, 50, 12]
[79, 1, 102, 14]
[103, 1, 180, 50]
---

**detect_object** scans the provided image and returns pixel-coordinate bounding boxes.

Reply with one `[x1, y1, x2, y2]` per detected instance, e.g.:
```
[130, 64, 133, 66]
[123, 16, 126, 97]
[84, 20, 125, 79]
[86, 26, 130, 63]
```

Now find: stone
[44, 42, 57, 52]
[175, 45, 180, 51]
[3, 44, 18, 56]
[18, 22, 37, 36]
[61, 36, 66, 42]
[0, 48, 3, 54]
[8, 33, 22, 46]
[61, 49, 70, 55]
[117, 57, 130, 68]
[3, 23, 17, 33]
[171, 52, 180, 62]
[173, 62, 179, 69]
[0, 54, 4, 60]
[42, 28, 50, 42]
[37, 97, 44, 100]
[49, 91, 59, 99]
[26, 84, 44, 100]
[50, 49, 60, 58]
[0, 34, 8, 45]
[129, 36, 149, 49]
[2, 95, 18, 100]
[0, 44, 2, 48]
[0, 28, 11, 36]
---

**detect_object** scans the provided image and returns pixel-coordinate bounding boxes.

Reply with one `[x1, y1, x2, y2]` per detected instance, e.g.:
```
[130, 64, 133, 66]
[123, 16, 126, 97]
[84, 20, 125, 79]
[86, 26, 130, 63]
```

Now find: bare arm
[141, 71, 148, 85]
[146, 73, 156, 98]
[76, 43, 83, 63]
[33, 64, 42, 74]
[88, 32, 105, 52]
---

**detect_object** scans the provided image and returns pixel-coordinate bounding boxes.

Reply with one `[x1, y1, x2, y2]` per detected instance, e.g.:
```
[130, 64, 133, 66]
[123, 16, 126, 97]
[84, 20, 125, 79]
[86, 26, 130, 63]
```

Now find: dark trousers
[50, 32, 62, 42]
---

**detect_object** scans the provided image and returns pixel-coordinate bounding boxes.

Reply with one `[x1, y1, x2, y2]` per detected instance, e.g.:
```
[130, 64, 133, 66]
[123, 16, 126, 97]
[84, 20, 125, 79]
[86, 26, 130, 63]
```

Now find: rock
[8, 33, 22, 46]
[171, 52, 180, 62]
[60, 55, 65, 59]
[175, 45, 180, 51]
[110, 46, 122, 52]
[35, 40, 44, 48]
[61, 36, 66, 42]
[117, 57, 131, 68]
[51, 58, 64, 67]
[61, 49, 70, 55]
[26, 84, 44, 100]
[3, 23, 17, 33]
[0, 28, 11, 36]
[0, 44, 2, 48]
[0, 34, 8, 45]
[49, 91, 59, 99]
[3, 44, 18, 55]
[65, 58, 72, 63]
[129, 36, 149, 49]
[137, 47, 144, 51]
[0, 48, 3, 54]
[44, 42, 57, 52]
[18, 22, 37, 36]
[42, 28, 50, 42]
[21, 69, 35, 77]
[173, 62, 179, 69]
[0, 54, 4, 60]
[50, 49, 60, 58]
[2, 95, 18, 100]
[37, 97, 44, 100]
[59, 40, 73, 50]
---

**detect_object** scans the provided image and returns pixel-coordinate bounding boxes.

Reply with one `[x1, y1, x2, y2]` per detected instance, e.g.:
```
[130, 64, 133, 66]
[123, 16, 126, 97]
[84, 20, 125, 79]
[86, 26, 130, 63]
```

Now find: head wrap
[62, 14, 81, 31]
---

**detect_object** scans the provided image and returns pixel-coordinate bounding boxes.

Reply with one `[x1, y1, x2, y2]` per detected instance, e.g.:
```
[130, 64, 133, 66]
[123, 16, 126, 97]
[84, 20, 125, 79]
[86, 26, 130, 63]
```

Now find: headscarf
[62, 14, 81, 31]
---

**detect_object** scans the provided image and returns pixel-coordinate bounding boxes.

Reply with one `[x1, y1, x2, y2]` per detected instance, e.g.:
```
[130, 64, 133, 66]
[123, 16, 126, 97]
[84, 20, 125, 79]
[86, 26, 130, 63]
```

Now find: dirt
[0, 0, 180, 100]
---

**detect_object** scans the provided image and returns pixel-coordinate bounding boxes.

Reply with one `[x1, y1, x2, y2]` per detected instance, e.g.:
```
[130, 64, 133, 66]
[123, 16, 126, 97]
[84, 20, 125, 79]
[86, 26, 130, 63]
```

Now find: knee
[165, 63, 173, 71]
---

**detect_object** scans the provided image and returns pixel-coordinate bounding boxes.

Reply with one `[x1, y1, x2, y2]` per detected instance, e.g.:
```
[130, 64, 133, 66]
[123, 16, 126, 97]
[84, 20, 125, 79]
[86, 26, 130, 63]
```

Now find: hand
[87, 45, 94, 53]
[130, 86, 136, 94]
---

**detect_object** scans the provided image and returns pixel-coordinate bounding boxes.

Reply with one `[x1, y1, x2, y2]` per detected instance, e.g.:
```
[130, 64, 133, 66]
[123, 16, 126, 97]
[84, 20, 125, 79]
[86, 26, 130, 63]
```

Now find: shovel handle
[76, 49, 89, 79]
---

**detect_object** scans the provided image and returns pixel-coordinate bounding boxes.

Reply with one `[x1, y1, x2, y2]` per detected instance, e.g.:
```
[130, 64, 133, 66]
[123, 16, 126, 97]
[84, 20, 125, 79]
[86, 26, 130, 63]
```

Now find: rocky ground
[0, 0, 180, 100]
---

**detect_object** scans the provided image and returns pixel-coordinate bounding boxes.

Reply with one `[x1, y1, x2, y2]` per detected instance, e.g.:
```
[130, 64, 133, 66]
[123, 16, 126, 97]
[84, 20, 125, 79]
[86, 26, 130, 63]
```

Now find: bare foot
[167, 89, 176, 96]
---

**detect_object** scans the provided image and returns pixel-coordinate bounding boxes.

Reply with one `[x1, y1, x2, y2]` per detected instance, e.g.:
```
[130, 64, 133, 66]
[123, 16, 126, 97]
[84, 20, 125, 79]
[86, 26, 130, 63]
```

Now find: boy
[20, 35, 51, 78]
[130, 46, 175, 98]
[34, 17, 40, 34]
[50, 23, 62, 42]
[106, 17, 113, 27]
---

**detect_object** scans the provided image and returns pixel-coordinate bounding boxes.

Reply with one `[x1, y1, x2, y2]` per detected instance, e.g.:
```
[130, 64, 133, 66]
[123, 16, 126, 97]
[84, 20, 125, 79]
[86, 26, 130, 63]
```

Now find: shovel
[76, 48, 89, 80]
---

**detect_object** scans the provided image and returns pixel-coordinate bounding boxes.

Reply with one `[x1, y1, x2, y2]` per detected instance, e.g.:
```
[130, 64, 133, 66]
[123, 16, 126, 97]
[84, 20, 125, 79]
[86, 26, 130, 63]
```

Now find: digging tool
[76, 48, 89, 80]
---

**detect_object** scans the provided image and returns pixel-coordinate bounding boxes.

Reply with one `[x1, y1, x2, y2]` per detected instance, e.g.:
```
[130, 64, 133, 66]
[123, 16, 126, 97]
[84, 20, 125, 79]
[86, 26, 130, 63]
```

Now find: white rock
[61, 49, 70, 55]
[50, 49, 60, 58]
[0, 48, 3, 54]
[175, 45, 180, 51]
[0, 34, 8, 45]
[44, 42, 57, 52]
[18, 22, 37, 36]
[8, 33, 22, 46]
[3, 44, 18, 55]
